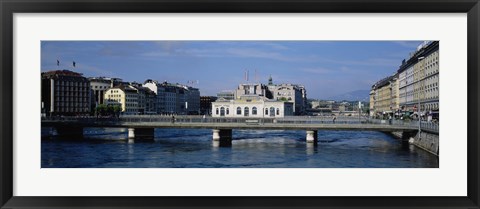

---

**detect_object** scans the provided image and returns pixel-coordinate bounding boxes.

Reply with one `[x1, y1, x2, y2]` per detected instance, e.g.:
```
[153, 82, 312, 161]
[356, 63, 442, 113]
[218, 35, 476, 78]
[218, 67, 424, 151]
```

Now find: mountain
[326, 90, 370, 102]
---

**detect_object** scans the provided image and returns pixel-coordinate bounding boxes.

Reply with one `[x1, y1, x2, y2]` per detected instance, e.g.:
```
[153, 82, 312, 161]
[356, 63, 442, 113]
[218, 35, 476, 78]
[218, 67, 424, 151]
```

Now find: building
[144, 80, 200, 115]
[390, 74, 400, 115]
[144, 88, 157, 114]
[212, 81, 295, 118]
[89, 77, 123, 110]
[104, 85, 139, 114]
[397, 41, 439, 116]
[143, 79, 166, 114]
[369, 89, 376, 117]
[266, 76, 307, 115]
[133, 86, 157, 114]
[41, 70, 91, 116]
[200, 96, 217, 115]
[181, 85, 200, 115]
[370, 75, 396, 118]
[211, 95, 294, 118]
[371, 41, 439, 120]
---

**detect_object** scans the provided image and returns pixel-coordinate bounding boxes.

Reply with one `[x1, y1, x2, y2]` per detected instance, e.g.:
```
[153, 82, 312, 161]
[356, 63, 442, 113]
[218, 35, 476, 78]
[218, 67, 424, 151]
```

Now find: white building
[143, 79, 166, 114]
[212, 95, 294, 118]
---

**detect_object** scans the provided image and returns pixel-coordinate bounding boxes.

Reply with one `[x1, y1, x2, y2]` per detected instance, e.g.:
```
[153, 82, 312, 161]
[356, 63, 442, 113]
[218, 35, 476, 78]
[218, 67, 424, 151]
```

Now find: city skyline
[41, 41, 424, 99]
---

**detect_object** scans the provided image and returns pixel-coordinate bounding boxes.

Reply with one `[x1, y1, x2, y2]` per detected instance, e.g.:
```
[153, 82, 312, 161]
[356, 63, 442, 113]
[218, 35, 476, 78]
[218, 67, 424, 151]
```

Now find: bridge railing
[41, 115, 438, 133]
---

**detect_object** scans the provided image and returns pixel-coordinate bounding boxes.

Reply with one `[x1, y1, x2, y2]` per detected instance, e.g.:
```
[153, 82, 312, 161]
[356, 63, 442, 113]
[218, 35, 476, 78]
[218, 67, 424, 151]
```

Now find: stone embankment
[391, 131, 439, 156]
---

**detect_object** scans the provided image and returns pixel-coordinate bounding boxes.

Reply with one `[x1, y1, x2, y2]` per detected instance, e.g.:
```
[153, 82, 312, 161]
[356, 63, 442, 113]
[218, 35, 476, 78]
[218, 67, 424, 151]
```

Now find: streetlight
[417, 56, 425, 135]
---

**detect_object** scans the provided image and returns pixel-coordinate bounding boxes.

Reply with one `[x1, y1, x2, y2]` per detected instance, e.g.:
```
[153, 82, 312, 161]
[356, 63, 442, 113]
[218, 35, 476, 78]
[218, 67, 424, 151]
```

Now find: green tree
[95, 104, 108, 116]
[113, 105, 121, 118]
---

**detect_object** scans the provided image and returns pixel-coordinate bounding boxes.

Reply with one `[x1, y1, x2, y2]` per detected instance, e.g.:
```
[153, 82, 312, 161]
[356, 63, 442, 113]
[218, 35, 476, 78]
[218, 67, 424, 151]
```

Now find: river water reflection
[41, 128, 439, 168]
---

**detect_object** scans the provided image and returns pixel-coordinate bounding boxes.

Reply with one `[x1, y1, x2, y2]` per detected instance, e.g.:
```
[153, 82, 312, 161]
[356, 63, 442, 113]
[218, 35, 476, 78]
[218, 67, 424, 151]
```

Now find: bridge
[42, 116, 438, 145]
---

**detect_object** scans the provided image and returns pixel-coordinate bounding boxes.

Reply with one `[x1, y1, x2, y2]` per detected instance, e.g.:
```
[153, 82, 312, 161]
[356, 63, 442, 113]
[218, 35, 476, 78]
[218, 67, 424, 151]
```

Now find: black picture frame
[1, 0, 479, 208]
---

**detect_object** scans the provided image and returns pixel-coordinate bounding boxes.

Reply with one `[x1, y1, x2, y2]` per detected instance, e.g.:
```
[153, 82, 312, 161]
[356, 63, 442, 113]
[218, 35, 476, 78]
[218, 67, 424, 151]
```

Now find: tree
[95, 104, 108, 116]
[113, 105, 121, 118]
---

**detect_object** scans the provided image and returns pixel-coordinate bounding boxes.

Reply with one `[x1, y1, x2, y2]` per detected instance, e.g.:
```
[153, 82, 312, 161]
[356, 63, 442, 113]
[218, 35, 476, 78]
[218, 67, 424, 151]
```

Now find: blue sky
[41, 41, 423, 99]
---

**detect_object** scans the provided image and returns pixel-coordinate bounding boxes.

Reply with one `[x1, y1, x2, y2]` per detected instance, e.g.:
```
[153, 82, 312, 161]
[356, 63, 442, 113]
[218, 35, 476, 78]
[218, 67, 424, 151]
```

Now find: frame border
[1, 0, 479, 208]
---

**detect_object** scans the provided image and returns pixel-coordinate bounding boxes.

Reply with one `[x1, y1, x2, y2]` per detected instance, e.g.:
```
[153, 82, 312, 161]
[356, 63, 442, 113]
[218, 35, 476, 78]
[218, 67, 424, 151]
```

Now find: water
[41, 128, 439, 168]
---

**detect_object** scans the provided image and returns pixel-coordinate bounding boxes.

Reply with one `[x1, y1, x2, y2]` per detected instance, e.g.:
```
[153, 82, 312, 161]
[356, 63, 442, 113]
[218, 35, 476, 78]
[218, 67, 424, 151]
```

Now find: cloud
[299, 67, 334, 74]
[76, 63, 117, 78]
[393, 41, 422, 48]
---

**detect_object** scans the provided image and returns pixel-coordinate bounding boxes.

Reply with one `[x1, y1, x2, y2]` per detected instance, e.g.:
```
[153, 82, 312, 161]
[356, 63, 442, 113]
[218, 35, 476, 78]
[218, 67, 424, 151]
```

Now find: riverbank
[391, 131, 439, 156]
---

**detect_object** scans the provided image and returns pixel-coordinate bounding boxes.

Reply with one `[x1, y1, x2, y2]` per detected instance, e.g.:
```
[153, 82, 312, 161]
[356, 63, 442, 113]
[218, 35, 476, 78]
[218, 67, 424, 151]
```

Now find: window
[216, 108, 219, 115]
[244, 107, 249, 116]
[252, 107, 257, 115]
[276, 108, 280, 115]
[265, 108, 268, 115]
[237, 107, 242, 115]
[220, 107, 225, 116]
[226, 108, 229, 115]
[270, 107, 275, 117]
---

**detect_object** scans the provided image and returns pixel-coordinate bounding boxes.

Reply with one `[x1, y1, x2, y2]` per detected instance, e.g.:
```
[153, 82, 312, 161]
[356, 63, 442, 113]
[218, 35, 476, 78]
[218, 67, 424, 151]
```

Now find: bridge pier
[212, 129, 232, 147]
[128, 128, 155, 140]
[55, 126, 84, 139]
[306, 130, 318, 143]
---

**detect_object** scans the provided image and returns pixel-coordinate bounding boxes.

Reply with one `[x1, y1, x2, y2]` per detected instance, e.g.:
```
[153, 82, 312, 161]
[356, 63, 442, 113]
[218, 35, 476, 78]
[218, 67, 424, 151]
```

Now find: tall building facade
[370, 75, 400, 118]
[183, 85, 200, 114]
[143, 79, 166, 114]
[371, 41, 439, 120]
[143, 80, 200, 115]
[398, 41, 439, 113]
[41, 70, 91, 116]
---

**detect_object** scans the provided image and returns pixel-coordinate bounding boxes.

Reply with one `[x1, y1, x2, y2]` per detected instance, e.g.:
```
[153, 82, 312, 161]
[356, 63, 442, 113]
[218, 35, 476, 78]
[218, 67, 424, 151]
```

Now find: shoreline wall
[391, 131, 439, 156]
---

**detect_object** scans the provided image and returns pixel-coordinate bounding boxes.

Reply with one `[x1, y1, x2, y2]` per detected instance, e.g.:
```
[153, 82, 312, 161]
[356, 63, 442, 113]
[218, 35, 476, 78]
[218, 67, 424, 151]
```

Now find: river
[41, 128, 439, 168]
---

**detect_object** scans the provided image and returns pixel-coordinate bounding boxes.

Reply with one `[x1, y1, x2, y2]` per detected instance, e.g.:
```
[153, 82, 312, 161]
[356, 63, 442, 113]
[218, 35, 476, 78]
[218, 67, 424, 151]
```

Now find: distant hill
[327, 90, 370, 102]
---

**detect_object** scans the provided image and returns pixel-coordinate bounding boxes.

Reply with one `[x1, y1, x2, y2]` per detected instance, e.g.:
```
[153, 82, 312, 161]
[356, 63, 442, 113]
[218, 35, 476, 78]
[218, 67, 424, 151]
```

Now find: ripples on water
[41, 128, 439, 168]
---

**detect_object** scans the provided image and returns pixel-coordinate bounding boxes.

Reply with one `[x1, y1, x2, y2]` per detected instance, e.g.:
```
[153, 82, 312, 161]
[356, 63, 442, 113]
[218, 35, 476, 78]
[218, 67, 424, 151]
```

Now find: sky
[41, 41, 423, 99]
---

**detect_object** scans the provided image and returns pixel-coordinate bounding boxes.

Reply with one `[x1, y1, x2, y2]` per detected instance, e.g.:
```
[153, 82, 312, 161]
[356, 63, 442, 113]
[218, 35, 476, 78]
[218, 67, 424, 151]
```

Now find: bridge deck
[42, 121, 419, 132]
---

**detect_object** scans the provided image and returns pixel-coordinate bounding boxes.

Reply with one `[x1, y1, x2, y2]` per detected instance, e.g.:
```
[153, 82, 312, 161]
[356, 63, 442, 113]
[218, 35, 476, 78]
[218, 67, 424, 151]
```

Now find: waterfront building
[144, 80, 200, 115]
[182, 85, 200, 115]
[211, 95, 294, 118]
[41, 70, 91, 116]
[370, 75, 397, 118]
[89, 77, 123, 110]
[212, 80, 296, 118]
[397, 41, 439, 115]
[200, 96, 218, 115]
[266, 76, 307, 115]
[143, 79, 166, 114]
[162, 84, 178, 114]
[104, 85, 139, 114]
[371, 41, 439, 119]
[144, 88, 157, 114]
[369, 89, 376, 117]
[131, 86, 157, 114]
